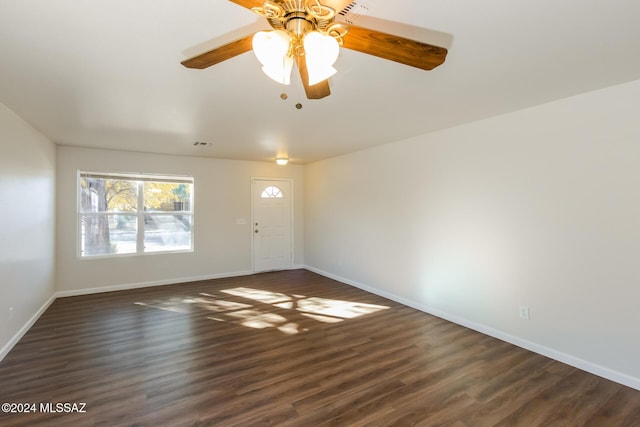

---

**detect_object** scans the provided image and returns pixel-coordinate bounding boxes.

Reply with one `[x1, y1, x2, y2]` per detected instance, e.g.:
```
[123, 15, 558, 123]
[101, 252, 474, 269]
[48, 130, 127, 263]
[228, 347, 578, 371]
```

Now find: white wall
[0, 103, 56, 359]
[304, 79, 640, 388]
[56, 146, 304, 294]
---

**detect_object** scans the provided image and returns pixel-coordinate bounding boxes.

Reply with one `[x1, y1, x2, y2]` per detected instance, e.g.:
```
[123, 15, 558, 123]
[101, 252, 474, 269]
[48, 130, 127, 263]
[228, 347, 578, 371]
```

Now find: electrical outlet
[9, 306, 14, 320]
[519, 306, 530, 320]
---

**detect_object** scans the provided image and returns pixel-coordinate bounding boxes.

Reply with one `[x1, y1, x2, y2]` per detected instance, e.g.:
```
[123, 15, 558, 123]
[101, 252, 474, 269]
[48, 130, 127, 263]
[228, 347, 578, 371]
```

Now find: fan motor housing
[285, 12, 314, 38]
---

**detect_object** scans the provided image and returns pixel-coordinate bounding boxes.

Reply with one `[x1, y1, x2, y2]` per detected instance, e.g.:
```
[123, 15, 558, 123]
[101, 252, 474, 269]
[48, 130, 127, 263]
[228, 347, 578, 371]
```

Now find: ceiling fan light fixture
[252, 30, 293, 84]
[183, 1, 449, 101]
[303, 31, 339, 85]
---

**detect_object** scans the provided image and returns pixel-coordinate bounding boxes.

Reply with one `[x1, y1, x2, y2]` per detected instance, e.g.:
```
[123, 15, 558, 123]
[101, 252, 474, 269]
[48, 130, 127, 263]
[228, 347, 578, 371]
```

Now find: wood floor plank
[1, 269, 639, 426]
[451, 368, 566, 426]
[585, 386, 640, 426]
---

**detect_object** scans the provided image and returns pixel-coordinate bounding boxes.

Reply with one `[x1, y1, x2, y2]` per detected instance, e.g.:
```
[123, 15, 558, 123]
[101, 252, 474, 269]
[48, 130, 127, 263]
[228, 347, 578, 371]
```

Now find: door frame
[250, 177, 294, 272]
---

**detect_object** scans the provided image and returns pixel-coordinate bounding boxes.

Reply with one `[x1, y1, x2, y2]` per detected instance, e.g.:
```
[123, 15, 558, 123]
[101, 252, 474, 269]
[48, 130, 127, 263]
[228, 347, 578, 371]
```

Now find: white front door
[252, 179, 293, 272]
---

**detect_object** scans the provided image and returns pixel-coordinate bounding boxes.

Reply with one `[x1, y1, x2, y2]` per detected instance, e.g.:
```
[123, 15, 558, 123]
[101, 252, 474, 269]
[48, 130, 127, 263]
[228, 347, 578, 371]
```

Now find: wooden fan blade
[341, 24, 448, 71]
[227, 0, 263, 10]
[295, 54, 331, 99]
[181, 34, 254, 69]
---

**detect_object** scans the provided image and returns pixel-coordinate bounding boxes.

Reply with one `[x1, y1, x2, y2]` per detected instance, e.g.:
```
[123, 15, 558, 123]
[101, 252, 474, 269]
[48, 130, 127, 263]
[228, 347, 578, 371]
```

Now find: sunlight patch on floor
[297, 297, 389, 319]
[223, 309, 307, 334]
[189, 297, 252, 312]
[274, 301, 294, 309]
[135, 286, 388, 334]
[226, 310, 287, 328]
[221, 287, 290, 304]
[301, 313, 344, 323]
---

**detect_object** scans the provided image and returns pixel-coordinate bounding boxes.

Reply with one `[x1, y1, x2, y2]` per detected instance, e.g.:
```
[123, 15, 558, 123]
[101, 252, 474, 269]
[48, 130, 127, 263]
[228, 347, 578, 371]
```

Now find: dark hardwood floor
[1, 269, 639, 426]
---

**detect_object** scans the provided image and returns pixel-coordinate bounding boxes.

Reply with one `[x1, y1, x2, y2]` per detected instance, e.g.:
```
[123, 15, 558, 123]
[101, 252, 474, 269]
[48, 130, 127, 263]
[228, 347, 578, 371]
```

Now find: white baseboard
[56, 270, 255, 298]
[304, 265, 640, 391]
[0, 293, 56, 362]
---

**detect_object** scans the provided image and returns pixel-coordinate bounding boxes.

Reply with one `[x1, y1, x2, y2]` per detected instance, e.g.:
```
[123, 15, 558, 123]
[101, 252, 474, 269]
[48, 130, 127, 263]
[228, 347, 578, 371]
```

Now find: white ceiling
[1, 0, 639, 164]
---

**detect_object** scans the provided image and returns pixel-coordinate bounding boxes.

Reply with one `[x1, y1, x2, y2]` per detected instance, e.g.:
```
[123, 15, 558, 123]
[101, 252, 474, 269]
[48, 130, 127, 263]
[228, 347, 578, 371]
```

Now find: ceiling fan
[181, 0, 448, 100]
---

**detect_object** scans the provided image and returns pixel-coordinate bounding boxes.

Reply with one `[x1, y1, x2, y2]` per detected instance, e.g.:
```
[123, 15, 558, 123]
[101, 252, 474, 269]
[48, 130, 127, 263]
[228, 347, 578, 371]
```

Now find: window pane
[144, 182, 192, 212]
[80, 214, 137, 256]
[261, 186, 283, 198]
[80, 178, 137, 213]
[144, 214, 192, 253]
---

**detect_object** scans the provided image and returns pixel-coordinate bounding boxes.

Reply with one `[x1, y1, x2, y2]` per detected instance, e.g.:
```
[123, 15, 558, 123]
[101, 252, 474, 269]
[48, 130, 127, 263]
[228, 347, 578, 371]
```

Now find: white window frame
[77, 171, 195, 258]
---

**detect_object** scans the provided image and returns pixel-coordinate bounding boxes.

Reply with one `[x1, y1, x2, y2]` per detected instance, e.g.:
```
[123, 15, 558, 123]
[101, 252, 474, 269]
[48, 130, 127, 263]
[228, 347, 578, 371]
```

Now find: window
[261, 186, 283, 198]
[79, 172, 193, 257]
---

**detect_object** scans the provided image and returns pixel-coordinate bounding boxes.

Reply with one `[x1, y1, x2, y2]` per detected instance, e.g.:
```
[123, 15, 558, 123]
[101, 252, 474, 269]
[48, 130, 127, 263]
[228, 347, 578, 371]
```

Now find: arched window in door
[261, 186, 283, 199]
